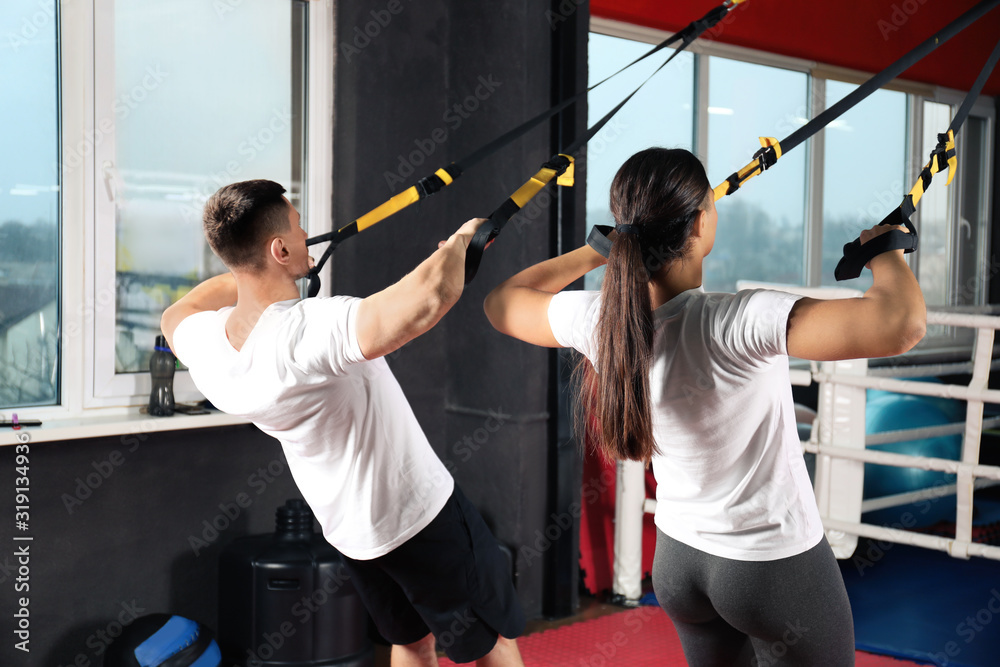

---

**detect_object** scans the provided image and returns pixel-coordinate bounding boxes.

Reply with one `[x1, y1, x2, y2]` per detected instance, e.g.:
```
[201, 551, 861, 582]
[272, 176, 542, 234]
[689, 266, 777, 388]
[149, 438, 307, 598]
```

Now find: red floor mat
[439, 607, 923, 666]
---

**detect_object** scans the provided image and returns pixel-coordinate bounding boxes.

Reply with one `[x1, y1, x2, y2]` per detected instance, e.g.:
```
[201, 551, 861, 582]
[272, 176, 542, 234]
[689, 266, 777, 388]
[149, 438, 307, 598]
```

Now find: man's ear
[269, 237, 289, 265]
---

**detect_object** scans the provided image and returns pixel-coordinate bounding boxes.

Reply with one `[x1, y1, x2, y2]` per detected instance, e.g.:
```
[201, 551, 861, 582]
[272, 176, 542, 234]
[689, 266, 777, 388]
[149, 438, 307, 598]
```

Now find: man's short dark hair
[203, 180, 290, 270]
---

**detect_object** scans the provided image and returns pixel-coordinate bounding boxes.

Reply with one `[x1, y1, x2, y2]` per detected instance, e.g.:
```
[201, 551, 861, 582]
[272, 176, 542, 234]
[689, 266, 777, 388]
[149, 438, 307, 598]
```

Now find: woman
[484, 147, 925, 666]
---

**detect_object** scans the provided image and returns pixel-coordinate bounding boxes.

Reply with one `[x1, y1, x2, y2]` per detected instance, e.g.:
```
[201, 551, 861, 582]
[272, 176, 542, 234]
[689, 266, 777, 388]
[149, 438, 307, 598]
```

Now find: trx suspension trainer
[304, 0, 749, 295]
[586, 0, 1000, 280]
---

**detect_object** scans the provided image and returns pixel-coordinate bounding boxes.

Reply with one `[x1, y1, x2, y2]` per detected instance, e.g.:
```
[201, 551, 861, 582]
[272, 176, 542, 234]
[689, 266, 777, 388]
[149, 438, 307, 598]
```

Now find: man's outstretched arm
[355, 218, 484, 360]
[160, 273, 237, 351]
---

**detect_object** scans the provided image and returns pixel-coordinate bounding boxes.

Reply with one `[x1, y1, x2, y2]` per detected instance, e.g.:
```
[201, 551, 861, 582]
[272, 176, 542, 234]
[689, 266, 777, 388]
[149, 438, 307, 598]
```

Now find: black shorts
[340, 485, 525, 663]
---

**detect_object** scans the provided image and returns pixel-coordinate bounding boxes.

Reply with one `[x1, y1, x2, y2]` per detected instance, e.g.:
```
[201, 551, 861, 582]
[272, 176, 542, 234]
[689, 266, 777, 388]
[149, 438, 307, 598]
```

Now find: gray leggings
[652, 529, 855, 667]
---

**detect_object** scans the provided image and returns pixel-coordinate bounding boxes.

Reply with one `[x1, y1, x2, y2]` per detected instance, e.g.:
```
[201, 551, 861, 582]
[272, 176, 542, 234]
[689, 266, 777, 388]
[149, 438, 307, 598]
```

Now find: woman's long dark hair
[577, 148, 711, 462]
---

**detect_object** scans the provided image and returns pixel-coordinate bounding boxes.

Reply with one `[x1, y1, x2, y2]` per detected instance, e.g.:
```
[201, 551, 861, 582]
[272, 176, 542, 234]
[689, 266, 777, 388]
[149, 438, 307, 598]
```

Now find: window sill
[0, 409, 250, 446]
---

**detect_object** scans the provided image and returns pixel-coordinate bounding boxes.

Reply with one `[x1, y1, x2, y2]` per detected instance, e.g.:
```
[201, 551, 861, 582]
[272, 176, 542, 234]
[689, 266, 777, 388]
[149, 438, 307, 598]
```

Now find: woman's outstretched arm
[786, 224, 926, 361]
[484, 244, 607, 347]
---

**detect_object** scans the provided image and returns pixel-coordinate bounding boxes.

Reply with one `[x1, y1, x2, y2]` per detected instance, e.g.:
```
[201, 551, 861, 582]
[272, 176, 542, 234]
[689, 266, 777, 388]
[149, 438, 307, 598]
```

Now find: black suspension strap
[463, 155, 575, 284]
[304, 165, 460, 297]
[304, 0, 747, 295]
[462, 0, 749, 284]
[714, 0, 1000, 202]
[835, 35, 1000, 280]
[584, 0, 1000, 262]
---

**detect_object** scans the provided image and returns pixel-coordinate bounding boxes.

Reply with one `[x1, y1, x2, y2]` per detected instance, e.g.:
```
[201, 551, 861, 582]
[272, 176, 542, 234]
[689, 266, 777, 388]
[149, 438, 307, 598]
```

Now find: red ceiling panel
[590, 0, 1000, 96]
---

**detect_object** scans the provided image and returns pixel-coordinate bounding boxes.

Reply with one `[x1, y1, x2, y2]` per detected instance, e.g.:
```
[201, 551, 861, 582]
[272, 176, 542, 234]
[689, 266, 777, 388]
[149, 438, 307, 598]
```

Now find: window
[821, 82, 907, 292]
[587, 19, 994, 355]
[586, 32, 694, 289]
[91, 0, 310, 403]
[955, 116, 991, 306]
[914, 104, 992, 345]
[916, 101, 956, 311]
[704, 57, 808, 291]
[0, 0, 332, 419]
[0, 1, 61, 408]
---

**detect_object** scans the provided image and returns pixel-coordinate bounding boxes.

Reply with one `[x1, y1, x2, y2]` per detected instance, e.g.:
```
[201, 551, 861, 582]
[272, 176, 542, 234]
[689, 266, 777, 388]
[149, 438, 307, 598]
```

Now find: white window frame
[7, 0, 333, 425]
[590, 16, 995, 322]
[909, 88, 994, 307]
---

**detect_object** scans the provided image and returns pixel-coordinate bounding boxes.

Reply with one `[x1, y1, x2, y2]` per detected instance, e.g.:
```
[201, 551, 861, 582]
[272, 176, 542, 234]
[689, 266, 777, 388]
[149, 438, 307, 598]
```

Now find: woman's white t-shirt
[172, 295, 453, 560]
[548, 287, 824, 561]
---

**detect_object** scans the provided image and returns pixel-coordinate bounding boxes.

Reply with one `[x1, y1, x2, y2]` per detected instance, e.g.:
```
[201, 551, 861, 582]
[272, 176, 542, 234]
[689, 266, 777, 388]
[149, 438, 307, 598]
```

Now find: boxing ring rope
[611, 308, 1000, 602]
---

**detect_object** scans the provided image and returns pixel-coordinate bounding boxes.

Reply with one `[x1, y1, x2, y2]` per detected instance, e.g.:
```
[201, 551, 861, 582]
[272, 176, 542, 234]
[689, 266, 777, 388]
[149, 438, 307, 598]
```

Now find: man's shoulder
[173, 308, 226, 359]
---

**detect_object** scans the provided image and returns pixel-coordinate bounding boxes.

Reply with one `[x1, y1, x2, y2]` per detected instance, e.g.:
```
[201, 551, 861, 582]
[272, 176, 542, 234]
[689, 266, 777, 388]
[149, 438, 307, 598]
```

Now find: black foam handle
[834, 208, 918, 281]
[464, 218, 502, 285]
[307, 271, 322, 298]
[463, 196, 524, 284]
[587, 225, 614, 259]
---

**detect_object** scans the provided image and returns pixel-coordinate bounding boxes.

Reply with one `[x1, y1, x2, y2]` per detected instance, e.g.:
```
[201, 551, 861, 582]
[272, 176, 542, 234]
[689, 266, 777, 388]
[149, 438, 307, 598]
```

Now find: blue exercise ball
[868, 378, 966, 423]
[862, 392, 961, 528]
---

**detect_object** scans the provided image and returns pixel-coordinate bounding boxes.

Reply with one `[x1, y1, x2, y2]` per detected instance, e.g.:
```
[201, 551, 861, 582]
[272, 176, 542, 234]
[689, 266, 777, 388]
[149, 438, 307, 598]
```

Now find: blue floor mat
[840, 539, 1000, 667]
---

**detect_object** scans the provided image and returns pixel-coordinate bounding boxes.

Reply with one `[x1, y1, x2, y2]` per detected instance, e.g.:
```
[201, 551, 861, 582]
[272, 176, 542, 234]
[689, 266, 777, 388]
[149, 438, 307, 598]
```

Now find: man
[161, 179, 524, 666]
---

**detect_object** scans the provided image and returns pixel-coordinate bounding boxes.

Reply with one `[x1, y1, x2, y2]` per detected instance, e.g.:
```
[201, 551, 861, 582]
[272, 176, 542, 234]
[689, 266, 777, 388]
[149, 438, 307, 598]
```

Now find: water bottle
[149, 334, 175, 416]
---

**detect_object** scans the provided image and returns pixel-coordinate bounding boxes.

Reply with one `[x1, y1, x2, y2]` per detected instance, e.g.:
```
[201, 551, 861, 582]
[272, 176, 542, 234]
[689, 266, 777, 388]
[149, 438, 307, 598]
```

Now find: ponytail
[576, 147, 710, 463]
[577, 232, 656, 461]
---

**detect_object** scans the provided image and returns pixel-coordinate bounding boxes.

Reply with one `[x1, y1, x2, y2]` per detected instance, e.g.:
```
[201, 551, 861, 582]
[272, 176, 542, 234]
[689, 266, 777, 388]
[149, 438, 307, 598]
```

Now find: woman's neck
[648, 254, 703, 310]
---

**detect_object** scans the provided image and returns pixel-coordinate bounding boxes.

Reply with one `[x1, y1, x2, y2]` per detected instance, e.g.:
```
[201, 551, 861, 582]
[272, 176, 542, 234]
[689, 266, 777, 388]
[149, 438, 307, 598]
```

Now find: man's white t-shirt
[548, 287, 824, 561]
[172, 296, 454, 560]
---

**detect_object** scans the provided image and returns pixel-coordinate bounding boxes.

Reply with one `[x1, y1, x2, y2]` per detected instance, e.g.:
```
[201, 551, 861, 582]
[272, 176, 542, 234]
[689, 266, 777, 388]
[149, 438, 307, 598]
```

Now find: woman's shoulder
[551, 289, 601, 312]
[696, 288, 800, 318]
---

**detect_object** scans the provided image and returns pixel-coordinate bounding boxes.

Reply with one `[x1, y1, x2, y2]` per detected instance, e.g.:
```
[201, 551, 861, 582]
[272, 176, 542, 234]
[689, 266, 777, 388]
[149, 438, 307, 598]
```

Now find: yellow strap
[557, 155, 576, 187]
[712, 138, 781, 201]
[728, 0, 749, 5]
[907, 129, 957, 209]
[907, 174, 926, 209]
[943, 129, 957, 187]
[736, 160, 762, 182]
[759, 136, 782, 160]
[435, 167, 454, 186]
[511, 169, 558, 208]
[354, 186, 422, 232]
[510, 156, 575, 208]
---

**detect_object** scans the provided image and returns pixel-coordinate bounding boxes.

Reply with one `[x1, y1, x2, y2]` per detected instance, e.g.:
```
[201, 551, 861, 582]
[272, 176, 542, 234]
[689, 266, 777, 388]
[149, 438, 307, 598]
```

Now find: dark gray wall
[0, 425, 301, 666]
[329, 0, 588, 618]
